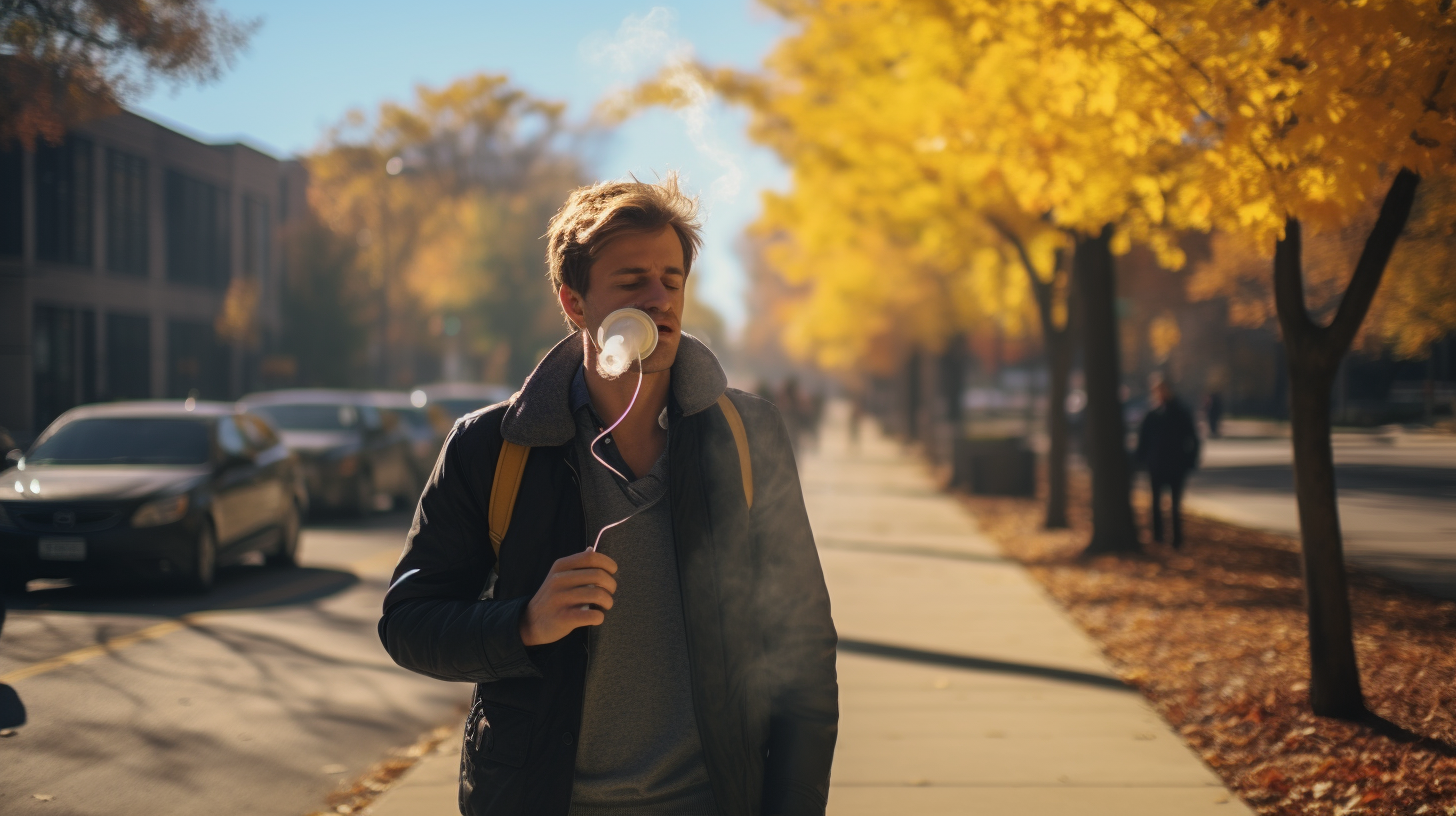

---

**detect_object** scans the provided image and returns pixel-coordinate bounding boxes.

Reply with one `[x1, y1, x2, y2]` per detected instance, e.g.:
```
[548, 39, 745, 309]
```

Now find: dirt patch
[961, 474, 1456, 815]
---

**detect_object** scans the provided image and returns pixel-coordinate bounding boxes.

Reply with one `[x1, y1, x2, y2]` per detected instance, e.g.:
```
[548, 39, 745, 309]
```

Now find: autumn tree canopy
[0, 0, 256, 146]
[306, 74, 590, 386]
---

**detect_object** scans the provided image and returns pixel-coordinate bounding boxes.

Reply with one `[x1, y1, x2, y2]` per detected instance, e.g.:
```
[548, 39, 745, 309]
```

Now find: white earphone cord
[587, 349, 662, 552]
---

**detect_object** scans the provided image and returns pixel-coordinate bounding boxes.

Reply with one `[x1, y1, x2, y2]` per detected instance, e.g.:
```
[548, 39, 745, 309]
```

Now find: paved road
[1186, 437, 1456, 598]
[0, 512, 469, 816]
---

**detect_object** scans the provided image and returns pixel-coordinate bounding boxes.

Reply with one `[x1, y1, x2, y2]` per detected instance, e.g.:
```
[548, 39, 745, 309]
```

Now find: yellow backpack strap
[717, 394, 753, 510]
[488, 440, 531, 558]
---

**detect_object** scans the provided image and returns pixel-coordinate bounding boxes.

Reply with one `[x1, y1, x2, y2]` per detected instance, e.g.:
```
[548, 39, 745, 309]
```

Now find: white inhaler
[595, 308, 658, 379]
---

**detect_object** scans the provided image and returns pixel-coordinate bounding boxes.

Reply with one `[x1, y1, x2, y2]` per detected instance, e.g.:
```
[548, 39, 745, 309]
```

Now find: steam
[586, 7, 744, 202]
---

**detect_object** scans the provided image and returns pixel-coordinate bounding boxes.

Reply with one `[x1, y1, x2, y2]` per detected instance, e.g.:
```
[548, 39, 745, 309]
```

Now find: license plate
[39, 537, 86, 561]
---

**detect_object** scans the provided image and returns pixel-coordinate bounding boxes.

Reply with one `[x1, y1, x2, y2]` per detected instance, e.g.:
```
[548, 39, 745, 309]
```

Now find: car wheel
[351, 470, 376, 518]
[181, 520, 217, 594]
[266, 502, 301, 568]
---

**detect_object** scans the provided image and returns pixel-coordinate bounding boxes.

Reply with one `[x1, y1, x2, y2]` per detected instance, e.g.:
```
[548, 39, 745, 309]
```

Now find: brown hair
[545, 172, 703, 296]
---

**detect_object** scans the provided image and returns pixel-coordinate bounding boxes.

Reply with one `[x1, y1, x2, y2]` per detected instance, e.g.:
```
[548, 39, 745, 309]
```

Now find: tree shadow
[4, 564, 360, 617]
[837, 637, 1135, 693]
[1356, 709, 1456, 759]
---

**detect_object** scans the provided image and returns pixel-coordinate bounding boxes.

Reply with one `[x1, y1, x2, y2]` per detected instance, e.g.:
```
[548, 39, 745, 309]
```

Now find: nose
[635, 276, 674, 317]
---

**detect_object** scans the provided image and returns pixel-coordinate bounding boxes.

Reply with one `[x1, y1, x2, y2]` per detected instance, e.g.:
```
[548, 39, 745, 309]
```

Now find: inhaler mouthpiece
[595, 308, 658, 379]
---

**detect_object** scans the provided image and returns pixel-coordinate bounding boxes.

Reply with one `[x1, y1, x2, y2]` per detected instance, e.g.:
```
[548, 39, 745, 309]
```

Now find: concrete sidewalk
[363, 406, 1250, 815]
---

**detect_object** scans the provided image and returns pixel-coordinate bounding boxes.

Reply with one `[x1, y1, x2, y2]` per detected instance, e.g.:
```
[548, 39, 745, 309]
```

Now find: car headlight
[131, 494, 190, 528]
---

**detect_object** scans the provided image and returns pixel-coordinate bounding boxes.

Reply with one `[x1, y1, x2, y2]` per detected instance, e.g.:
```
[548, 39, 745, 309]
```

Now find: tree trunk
[1044, 319, 1073, 529]
[988, 218, 1073, 529]
[1075, 225, 1139, 555]
[905, 348, 921, 442]
[1273, 168, 1420, 719]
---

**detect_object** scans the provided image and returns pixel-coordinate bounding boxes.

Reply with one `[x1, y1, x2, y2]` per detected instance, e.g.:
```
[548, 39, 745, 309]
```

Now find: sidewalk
[807, 407, 1248, 815]
[364, 405, 1251, 815]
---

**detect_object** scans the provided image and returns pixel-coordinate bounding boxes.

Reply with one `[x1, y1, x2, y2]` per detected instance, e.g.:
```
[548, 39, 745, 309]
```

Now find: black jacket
[378, 333, 838, 816]
[1135, 397, 1200, 479]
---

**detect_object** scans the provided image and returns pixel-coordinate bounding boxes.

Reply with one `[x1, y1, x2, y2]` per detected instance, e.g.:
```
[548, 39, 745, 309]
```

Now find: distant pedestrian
[1136, 378, 1200, 549]
[1204, 390, 1224, 438]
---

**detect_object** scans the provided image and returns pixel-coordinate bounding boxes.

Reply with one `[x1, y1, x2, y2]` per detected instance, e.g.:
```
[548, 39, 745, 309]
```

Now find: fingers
[545, 566, 617, 595]
[551, 550, 617, 575]
[553, 585, 615, 611]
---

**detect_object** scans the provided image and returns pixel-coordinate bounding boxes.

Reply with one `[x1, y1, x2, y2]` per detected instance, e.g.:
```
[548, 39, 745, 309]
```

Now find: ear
[558, 285, 588, 330]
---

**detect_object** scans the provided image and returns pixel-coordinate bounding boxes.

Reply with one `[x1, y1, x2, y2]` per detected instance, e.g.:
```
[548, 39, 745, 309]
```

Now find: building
[0, 111, 306, 440]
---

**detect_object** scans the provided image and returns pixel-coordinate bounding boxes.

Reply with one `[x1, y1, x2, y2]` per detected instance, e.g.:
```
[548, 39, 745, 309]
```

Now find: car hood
[1, 465, 207, 502]
[278, 430, 361, 454]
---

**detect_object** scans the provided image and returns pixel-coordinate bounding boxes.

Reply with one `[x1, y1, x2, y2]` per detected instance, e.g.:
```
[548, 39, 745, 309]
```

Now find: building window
[167, 319, 230, 399]
[106, 149, 149, 276]
[165, 170, 229, 287]
[242, 193, 270, 279]
[0, 145, 20, 257]
[33, 305, 97, 429]
[36, 136, 95, 266]
[105, 313, 151, 400]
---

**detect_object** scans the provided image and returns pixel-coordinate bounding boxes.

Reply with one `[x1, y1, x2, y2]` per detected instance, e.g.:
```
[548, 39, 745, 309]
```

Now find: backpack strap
[488, 440, 531, 558]
[717, 394, 753, 510]
[487, 397, 751, 562]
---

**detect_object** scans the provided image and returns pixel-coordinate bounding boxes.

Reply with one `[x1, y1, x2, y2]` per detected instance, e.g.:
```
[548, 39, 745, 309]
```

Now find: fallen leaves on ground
[961, 473, 1456, 815]
[303, 719, 459, 816]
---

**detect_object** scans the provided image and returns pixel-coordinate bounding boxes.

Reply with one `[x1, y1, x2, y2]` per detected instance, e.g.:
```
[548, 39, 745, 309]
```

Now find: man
[1135, 377, 1200, 549]
[379, 175, 838, 816]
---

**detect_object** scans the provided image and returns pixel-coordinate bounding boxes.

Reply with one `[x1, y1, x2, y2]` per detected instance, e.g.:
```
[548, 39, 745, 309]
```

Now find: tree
[278, 215, 369, 388]
[614, 0, 1168, 542]
[0, 0, 256, 146]
[1048, 0, 1456, 719]
[307, 74, 590, 387]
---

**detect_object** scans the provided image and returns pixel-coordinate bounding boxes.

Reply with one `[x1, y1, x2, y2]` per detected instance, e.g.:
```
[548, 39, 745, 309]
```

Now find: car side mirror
[4, 449, 20, 464]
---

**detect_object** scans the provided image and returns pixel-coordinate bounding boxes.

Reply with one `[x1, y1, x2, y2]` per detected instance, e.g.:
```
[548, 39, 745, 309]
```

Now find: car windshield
[250, 404, 359, 431]
[28, 418, 211, 465]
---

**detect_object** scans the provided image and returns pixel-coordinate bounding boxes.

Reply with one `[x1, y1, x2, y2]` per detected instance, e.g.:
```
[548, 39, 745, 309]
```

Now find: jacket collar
[500, 330, 727, 448]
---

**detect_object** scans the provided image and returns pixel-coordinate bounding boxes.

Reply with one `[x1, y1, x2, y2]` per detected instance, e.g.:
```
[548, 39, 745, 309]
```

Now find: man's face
[559, 225, 687, 374]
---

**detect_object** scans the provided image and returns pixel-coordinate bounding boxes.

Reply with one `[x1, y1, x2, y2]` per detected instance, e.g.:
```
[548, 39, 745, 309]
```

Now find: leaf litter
[959, 474, 1456, 816]
[302, 717, 460, 816]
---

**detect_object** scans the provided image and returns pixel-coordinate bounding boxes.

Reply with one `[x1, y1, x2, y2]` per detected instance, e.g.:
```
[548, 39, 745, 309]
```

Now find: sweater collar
[500, 330, 727, 448]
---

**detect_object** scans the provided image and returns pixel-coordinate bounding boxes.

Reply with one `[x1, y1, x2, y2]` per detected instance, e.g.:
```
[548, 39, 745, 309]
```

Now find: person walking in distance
[1136, 376, 1201, 549]
[378, 175, 838, 816]
[1204, 390, 1225, 438]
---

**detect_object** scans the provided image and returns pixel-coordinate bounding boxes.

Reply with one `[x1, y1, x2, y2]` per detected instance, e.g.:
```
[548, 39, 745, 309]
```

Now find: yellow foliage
[626, 0, 1456, 370]
[304, 74, 586, 381]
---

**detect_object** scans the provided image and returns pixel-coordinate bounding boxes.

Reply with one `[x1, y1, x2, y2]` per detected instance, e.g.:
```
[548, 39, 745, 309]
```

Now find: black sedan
[0, 401, 306, 594]
[239, 390, 419, 516]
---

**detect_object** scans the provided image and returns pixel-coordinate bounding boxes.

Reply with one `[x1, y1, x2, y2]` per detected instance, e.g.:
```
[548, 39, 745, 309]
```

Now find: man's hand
[519, 550, 618, 647]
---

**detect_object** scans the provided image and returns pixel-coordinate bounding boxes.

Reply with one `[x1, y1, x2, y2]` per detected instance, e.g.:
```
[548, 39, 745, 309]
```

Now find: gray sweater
[567, 369, 717, 816]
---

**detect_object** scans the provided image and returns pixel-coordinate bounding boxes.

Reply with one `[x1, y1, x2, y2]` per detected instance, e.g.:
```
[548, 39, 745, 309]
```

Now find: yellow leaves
[695, 0, 1456, 368]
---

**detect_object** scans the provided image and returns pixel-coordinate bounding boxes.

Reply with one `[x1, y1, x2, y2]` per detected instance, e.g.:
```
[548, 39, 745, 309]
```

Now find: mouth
[656, 323, 675, 336]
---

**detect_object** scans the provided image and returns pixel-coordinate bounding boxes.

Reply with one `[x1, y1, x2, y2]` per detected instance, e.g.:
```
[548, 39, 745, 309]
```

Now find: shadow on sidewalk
[838, 638, 1134, 693]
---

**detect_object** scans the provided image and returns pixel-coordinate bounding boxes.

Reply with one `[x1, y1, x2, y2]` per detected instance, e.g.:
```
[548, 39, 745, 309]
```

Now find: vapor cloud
[584, 7, 744, 203]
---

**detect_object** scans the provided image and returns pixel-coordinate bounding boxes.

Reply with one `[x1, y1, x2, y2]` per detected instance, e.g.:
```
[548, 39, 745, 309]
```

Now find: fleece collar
[500, 330, 727, 448]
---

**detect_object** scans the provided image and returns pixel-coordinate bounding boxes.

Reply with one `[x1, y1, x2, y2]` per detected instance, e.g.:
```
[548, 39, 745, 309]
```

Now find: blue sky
[136, 1, 791, 332]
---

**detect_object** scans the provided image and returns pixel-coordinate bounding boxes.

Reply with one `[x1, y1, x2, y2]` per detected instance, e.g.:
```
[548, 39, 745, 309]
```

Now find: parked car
[239, 390, 418, 516]
[365, 391, 447, 484]
[419, 382, 514, 425]
[0, 401, 306, 594]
